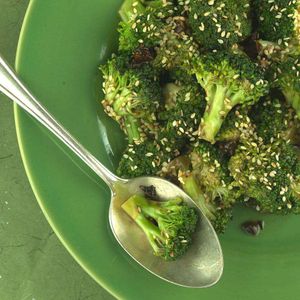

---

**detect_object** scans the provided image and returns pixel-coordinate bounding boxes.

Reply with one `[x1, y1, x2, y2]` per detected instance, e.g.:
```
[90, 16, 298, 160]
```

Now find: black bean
[241, 220, 265, 236]
[140, 185, 158, 200]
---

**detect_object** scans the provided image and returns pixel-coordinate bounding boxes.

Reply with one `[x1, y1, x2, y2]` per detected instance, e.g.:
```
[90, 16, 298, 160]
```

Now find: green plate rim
[14, 1, 120, 298]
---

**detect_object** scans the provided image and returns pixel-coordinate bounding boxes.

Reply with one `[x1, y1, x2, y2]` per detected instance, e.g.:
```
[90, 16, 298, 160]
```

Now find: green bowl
[15, 1, 300, 299]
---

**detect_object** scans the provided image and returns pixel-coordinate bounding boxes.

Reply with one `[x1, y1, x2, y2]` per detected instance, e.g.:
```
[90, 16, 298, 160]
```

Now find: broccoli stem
[199, 85, 244, 143]
[111, 87, 141, 143]
[119, 0, 145, 22]
[181, 174, 216, 221]
[199, 85, 228, 143]
[124, 116, 141, 143]
[122, 195, 164, 253]
[141, 197, 183, 219]
[283, 89, 300, 119]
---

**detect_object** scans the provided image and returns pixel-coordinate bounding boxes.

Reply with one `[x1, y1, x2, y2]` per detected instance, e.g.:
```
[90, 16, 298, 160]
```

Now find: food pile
[101, 0, 300, 234]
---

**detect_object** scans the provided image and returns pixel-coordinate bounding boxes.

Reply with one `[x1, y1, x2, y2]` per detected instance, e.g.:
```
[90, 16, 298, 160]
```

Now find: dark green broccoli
[152, 17, 200, 71]
[117, 72, 204, 179]
[229, 134, 300, 214]
[119, 0, 146, 22]
[181, 173, 233, 233]
[250, 96, 300, 144]
[190, 141, 235, 207]
[216, 106, 252, 142]
[118, 3, 199, 70]
[159, 72, 206, 144]
[119, 0, 175, 22]
[187, 0, 252, 50]
[161, 142, 237, 233]
[216, 106, 258, 157]
[117, 133, 182, 178]
[122, 194, 198, 260]
[192, 50, 269, 143]
[118, 4, 176, 52]
[254, 0, 299, 51]
[101, 54, 162, 144]
[266, 55, 300, 118]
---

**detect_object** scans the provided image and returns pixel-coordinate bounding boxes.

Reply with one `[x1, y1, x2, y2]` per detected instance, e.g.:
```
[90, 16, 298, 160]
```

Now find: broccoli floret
[101, 54, 162, 144]
[119, 3, 199, 70]
[190, 141, 235, 205]
[180, 172, 233, 234]
[117, 131, 182, 178]
[250, 96, 300, 144]
[187, 0, 252, 50]
[192, 51, 269, 143]
[159, 73, 206, 144]
[122, 194, 198, 260]
[255, 0, 299, 50]
[119, 0, 174, 22]
[229, 134, 300, 214]
[266, 55, 300, 118]
[119, 0, 146, 22]
[216, 106, 251, 142]
[152, 17, 200, 71]
[161, 142, 236, 233]
[118, 4, 177, 52]
[216, 106, 258, 157]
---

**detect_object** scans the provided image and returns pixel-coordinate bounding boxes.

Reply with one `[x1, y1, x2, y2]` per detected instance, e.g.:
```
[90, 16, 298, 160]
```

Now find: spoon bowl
[111, 176, 223, 287]
[0, 55, 223, 288]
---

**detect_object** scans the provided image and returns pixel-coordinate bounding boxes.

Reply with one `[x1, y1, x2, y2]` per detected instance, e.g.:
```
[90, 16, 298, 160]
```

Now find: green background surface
[0, 1, 115, 299]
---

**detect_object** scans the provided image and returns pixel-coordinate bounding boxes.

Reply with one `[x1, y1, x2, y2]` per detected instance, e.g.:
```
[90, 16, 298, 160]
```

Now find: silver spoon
[0, 56, 223, 288]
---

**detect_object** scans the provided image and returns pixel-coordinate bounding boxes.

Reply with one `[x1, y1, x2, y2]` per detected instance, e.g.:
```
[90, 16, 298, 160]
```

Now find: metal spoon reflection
[0, 56, 223, 287]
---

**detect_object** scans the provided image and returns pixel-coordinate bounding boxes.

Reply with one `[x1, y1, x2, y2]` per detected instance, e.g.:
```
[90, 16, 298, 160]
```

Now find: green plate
[15, 1, 300, 299]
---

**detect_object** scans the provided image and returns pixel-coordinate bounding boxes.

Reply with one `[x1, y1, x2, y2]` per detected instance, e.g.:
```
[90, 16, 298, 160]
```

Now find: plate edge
[13, 1, 122, 299]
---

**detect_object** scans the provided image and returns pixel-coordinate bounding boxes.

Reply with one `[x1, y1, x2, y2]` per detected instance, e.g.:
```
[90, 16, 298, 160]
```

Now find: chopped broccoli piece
[118, 4, 176, 52]
[192, 50, 269, 143]
[229, 134, 300, 214]
[161, 142, 237, 233]
[117, 123, 185, 178]
[101, 54, 162, 144]
[122, 194, 198, 260]
[250, 96, 300, 144]
[266, 55, 300, 118]
[190, 141, 235, 205]
[119, 0, 146, 22]
[254, 0, 299, 50]
[119, 0, 173, 22]
[152, 17, 200, 71]
[216, 106, 250, 142]
[187, 0, 252, 50]
[119, 3, 199, 70]
[216, 106, 258, 157]
[159, 73, 206, 144]
[180, 172, 233, 234]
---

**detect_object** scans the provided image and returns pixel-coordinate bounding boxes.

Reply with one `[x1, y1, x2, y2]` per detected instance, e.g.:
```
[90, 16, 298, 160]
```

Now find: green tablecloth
[0, 1, 115, 299]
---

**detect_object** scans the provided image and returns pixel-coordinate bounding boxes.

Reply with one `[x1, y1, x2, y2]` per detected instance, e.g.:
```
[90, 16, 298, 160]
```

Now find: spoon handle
[0, 55, 123, 188]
